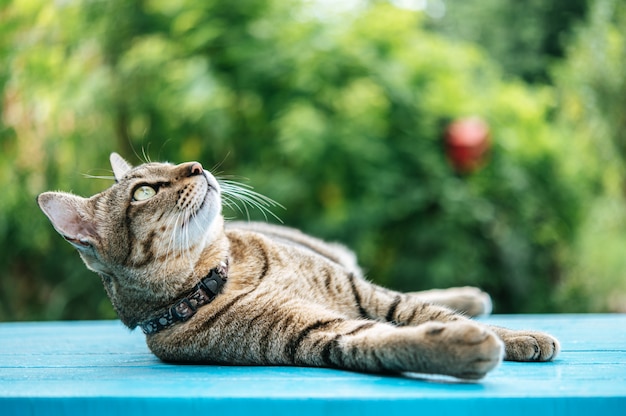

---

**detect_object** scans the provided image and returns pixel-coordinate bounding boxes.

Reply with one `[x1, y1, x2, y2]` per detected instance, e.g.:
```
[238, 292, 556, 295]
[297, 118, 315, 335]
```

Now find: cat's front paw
[418, 321, 504, 380]
[496, 329, 560, 362]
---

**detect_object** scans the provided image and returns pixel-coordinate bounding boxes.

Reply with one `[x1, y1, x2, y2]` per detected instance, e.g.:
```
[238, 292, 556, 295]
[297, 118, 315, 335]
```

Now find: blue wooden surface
[1, 314, 625, 416]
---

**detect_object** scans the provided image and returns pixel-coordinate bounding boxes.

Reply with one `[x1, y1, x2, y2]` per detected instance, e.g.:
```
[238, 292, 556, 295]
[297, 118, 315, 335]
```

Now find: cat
[37, 153, 560, 380]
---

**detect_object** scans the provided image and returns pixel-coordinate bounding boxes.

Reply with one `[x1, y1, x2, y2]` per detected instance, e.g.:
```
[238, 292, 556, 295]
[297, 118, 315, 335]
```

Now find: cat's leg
[406, 287, 493, 317]
[284, 314, 504, 380]
[346, 277, 560, 362]
[159, 299, 502, 379]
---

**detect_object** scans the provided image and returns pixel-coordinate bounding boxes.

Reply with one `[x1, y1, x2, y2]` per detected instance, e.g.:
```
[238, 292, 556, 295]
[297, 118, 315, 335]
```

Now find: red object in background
[445, 117, 490, 173]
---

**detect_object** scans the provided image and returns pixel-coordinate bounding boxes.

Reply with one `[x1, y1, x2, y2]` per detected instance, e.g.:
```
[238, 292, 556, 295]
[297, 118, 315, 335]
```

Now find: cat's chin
[202, 169, 221, 195]
[199, 209, 225, 246]
[196, 170, 223, 229]
[182, 170, 223, 241]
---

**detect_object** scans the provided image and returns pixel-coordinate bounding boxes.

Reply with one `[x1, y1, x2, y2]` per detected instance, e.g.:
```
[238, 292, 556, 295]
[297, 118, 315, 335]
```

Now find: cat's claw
[502, 332, 560, 361]
[489, 328, 561, 362]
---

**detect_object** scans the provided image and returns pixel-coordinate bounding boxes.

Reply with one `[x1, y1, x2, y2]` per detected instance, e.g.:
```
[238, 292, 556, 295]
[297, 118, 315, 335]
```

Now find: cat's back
[225, 221, 360, 275]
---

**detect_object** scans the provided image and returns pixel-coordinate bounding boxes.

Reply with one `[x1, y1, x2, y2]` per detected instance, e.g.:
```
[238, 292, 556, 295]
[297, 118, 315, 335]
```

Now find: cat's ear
[110, 152, 133, 182]
[37, 192, 100, 251]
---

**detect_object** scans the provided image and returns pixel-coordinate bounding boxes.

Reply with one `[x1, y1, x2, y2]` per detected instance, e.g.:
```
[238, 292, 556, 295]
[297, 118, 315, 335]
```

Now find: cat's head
[37, 153, 229, 326]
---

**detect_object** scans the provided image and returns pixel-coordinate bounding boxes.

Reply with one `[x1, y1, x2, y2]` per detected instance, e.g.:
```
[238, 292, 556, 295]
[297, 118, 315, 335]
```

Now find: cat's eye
[133, 185, 157, 201]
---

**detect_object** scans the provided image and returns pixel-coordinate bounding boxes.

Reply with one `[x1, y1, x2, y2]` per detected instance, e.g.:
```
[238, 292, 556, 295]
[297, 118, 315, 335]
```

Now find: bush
[0, 0, 586, 319]
[552, 0, 626, 312]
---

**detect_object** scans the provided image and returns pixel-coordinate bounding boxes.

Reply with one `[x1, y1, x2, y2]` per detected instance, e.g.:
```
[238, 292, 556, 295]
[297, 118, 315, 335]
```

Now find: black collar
[139, 261, 228, 335]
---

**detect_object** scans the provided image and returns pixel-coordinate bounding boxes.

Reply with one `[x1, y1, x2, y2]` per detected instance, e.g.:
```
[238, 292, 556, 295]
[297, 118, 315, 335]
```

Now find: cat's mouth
[202, 170, 221, 196]
[185, 170, 221, 226]
[171, 164, 223, 232]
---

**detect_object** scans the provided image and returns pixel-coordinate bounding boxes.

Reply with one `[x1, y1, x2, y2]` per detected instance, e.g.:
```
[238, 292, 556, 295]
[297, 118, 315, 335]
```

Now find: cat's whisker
[141, 146, 152, 164]
[218, 179, 284, 223]
[82, 173, 116, 181]
[221, 187, 283, 214]
[157, 209, 177, 275]
[179, 211, 189, 266]
[188, 212, 205, 266]
[209, 152, 230, 174]
[220, 197, 238, 214]
[222, 193, 252, 220]
[220, 188, 253, 220]
[184, 215, 192, 268]
[189, 207, 202, 232]
[228, 193, 282, 222]
[222, 195, 244, 220]
[172, 211, 186, 267]
[219, 180, 283, 207]
[164, 210, 181, 272]
[182, 207, 198, 269]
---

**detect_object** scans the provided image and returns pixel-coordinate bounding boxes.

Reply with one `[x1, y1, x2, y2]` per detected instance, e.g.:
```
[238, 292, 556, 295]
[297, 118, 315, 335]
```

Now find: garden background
[1, 0, 625, 321]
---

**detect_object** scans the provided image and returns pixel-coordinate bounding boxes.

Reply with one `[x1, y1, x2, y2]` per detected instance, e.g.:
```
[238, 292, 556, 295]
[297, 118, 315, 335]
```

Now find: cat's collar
[139, 261, 228, 335]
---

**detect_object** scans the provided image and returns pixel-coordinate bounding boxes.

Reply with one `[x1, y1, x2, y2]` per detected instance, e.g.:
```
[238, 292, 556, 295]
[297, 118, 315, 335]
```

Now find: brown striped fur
[37, 153, 560, 380]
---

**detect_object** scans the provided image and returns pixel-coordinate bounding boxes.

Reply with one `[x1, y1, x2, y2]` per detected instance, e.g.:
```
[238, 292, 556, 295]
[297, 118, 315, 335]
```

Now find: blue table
[1, 314, 625, 415]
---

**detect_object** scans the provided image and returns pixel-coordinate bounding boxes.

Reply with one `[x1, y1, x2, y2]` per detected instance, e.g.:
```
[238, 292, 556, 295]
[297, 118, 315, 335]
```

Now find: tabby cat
[37, 153, 559, 380]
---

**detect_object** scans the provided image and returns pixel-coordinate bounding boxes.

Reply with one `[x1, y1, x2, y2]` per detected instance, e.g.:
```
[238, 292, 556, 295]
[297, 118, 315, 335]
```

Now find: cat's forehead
[121, 162, 176, 182]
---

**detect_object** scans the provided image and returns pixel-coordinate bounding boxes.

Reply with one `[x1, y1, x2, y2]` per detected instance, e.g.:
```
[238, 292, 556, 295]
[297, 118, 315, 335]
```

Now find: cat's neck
[104, 229, 231, 329]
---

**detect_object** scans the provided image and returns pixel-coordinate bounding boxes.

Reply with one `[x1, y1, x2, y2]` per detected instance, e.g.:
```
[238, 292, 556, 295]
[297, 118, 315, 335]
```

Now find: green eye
[133, 185, 157, 201]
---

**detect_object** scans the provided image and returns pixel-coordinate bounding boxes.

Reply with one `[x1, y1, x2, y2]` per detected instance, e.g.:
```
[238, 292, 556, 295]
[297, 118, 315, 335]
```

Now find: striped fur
[37, 153, 560, 380]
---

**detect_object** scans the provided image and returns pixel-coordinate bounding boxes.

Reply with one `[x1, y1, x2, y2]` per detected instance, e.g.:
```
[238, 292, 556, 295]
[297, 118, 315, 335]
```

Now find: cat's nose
[188, 162, 204, 177]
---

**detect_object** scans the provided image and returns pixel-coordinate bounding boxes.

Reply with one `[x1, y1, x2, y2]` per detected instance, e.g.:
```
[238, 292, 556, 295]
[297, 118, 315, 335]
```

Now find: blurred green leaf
[2, 0, 624, 321]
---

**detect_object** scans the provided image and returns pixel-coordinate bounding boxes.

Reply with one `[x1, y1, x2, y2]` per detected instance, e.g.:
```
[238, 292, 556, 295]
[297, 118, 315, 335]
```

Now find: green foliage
[553, 0, 626, 312]
[429, 0, 588, 83]
[0, 0, 613, 320]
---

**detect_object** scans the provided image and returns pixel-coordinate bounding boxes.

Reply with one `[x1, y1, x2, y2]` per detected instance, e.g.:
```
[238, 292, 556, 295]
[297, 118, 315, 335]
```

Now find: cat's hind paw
[496, 330, 561, 362]
[455, 287, 493, 317]
[411, 287, 493, 317]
